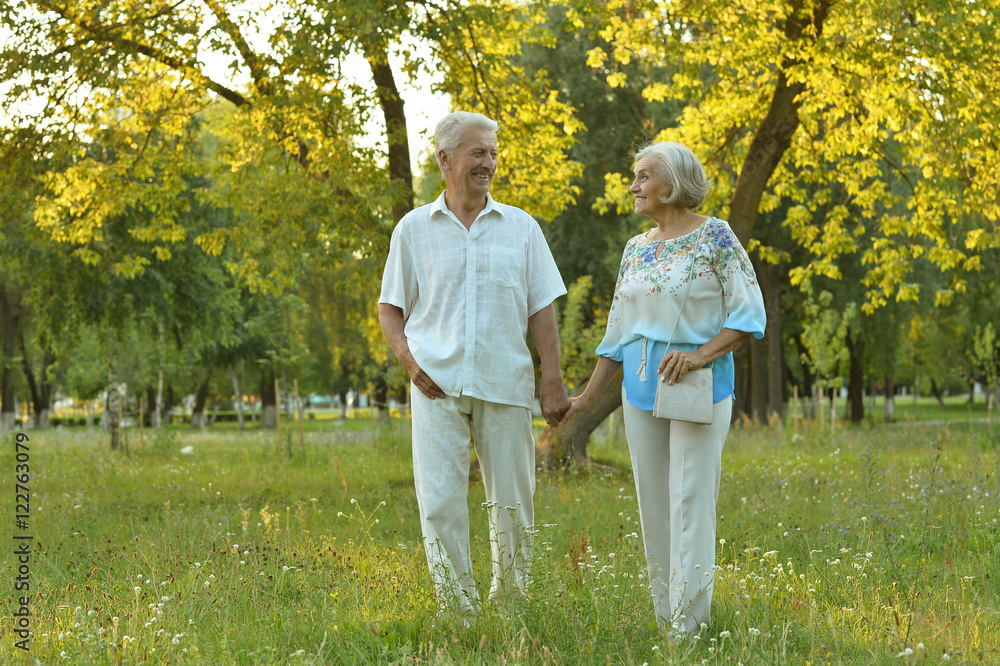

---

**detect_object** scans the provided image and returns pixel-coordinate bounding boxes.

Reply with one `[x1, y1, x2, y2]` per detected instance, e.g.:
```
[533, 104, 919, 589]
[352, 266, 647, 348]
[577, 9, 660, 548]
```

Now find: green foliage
[430, 0, 585, 221]
[59, 325, 108, 402]
[1, 0, 595, 416]
[513, 2, 682, 297]
[557, 276, 608, 394]
[797, 279, 858, 388]
[297, 260, 379, 396]
[970, 323, 999, 396]
[582, 0, 1000, 310]
[2, 0, 588, 292]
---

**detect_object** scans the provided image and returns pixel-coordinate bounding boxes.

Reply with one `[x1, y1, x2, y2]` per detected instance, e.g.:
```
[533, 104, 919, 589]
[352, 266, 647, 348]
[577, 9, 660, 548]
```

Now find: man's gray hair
[633, 141, 712, 211]
[435, 111, 500, 173]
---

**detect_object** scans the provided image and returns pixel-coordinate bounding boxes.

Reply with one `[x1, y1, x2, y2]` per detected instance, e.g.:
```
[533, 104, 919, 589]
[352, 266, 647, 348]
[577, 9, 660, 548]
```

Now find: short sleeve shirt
[595, 218, 766, 409]
[379, 192, 567, 409]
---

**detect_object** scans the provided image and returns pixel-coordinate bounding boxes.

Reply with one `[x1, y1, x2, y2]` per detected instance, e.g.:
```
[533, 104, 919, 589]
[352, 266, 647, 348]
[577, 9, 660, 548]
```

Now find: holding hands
[540, 380, 572, 427]
[552, 356, 624, 427]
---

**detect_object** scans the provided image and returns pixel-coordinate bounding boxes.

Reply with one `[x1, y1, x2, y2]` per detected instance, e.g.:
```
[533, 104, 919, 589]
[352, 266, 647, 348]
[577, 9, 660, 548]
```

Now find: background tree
[587, 0, 1000, 412]
[2, 0, 589, 437]
[532, 0, 1000, 458]
[3, 0, 998, 461]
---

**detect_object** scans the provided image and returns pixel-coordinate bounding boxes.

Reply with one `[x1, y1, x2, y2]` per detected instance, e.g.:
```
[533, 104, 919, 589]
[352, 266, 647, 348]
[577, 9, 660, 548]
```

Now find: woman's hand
[559, 395, 590, 424]
[658, 349, 708, 385]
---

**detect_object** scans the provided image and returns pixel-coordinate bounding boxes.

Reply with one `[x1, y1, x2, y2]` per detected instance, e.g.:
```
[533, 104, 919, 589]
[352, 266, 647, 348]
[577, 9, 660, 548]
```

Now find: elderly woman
[567, 141, 766, 635]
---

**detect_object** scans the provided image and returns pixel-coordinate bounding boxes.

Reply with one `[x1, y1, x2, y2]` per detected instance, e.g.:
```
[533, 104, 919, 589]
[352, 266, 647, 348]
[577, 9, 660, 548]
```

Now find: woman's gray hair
[435, 111, 500, 173]
[633, 141, 712, 211]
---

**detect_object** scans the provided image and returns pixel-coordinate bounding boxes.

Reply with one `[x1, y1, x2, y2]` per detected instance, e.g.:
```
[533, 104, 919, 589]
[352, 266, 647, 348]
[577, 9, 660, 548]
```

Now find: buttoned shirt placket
[459, 212, 487, 397]
[435, 206, 488, 398]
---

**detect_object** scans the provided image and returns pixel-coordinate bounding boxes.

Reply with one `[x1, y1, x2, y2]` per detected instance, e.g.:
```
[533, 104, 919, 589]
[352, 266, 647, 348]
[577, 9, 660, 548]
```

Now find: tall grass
[1, 417, 998, 664]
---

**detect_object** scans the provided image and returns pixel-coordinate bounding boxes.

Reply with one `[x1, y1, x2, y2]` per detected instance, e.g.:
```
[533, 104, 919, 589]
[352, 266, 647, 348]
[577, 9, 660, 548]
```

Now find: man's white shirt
[379, 192, 566, 409]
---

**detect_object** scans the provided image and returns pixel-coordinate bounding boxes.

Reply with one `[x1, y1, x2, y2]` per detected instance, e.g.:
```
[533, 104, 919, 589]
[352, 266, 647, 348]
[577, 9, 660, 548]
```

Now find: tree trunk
[154, 328, 165, 428]
[748, 337, 768, 424]
[847, 333, 865, 423]
[231, 364, 244, 430]
[20, 342, 39, 427]
[20, 335, 54, 429]
[107, 329, 121, 450]
[364, 38, 414, 224]
[0, 284, 17, 431]
[732, 344, 748, 423]
[721, 2, 829, 425]
[208, 397, 220, 426]
[145, 386, 155, 427]
[792, 335, 815, 417]
[338, 390, 349, 419]
[364, 44, 412, 427]
[190, 370, 212, 428]
[883, 371, 895, 422]
[371, 373, 391, 426]
[727, 0, 829, 246]
[162, 384, 174, 426]
[260, 370, 277, 429]
[929, 378, 947, 410]
[762, 261, 784, 421]
[537, 368, 624, 467]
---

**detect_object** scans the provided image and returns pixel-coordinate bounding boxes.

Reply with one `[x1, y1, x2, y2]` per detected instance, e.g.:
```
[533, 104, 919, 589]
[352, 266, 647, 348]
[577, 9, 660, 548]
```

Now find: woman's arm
[657, 328, 752, 385]
[565, 356, 624, 419]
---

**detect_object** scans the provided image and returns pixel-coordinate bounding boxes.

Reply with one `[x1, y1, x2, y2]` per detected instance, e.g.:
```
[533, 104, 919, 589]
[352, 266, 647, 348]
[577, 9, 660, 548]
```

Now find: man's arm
[528, 303, 571, 426]
[378, 303, 446, 399]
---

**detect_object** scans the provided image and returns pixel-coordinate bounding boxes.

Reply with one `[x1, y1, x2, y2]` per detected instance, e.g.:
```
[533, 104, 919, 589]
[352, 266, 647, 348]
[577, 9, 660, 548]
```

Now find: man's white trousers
[410, 386, 535, 612]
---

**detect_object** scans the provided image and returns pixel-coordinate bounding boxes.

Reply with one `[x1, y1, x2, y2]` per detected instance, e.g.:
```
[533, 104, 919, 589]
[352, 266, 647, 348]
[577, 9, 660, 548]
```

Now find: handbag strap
[637, 221, 715, 381]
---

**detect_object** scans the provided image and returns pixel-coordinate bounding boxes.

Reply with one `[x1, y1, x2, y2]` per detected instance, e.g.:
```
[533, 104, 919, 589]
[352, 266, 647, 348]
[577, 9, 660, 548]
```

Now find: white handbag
[645, 225, 715, 425]
[653, 365, 714, 424]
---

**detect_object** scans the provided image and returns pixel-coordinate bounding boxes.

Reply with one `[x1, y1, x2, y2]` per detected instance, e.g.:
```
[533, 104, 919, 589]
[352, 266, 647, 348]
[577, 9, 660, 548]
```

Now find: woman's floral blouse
[596, 217, 767, 409]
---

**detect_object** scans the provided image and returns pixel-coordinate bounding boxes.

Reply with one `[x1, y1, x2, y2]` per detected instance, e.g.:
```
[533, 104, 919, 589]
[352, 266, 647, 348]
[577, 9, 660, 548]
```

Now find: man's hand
[529, 304, 571, 427]
[540, 380, 571, 427]
[409, 364, 447, 400]
[379, 302, 446, 400]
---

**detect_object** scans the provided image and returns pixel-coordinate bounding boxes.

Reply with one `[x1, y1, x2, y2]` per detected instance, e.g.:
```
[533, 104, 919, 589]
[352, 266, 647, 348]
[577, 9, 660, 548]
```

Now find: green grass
[2, 416, 998, 664]
[815, 393, 994, 425]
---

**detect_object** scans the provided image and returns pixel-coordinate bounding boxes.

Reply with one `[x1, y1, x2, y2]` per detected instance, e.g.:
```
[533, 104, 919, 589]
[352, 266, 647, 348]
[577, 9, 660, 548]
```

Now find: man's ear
[437, 149, 450, 171]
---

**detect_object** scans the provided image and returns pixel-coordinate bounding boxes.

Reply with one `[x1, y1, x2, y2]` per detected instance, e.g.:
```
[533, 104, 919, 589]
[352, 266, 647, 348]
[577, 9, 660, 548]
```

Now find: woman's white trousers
[622, 388, 732, 634]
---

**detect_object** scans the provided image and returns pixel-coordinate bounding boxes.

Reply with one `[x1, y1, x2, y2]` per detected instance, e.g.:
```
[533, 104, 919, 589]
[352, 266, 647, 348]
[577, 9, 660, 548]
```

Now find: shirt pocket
[490, 247, 523, 288]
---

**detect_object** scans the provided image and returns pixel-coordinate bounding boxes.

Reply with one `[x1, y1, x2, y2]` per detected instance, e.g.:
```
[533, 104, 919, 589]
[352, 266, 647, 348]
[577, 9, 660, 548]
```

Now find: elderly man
[378, 111, 570, 615]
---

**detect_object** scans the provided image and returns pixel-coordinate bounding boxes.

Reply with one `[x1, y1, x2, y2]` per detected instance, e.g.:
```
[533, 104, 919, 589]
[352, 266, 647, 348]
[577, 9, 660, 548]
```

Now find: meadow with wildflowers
[1, 414, 998, 665]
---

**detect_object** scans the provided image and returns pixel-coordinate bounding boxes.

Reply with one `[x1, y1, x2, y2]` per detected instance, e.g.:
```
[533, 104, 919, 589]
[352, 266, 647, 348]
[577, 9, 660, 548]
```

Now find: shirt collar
[431, 191, 504, 224]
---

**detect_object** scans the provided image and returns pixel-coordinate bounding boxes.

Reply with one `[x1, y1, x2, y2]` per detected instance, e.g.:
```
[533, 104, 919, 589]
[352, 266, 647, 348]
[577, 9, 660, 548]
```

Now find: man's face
[439, 129, 498, 200]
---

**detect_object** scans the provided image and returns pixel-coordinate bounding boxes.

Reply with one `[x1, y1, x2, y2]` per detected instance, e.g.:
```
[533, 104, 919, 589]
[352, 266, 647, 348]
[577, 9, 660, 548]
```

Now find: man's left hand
[540, 382, 571, 427]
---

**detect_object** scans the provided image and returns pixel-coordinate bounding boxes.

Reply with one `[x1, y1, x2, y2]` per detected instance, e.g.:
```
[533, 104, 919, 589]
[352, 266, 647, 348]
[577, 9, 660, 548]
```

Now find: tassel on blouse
[637, 337, 648, 382]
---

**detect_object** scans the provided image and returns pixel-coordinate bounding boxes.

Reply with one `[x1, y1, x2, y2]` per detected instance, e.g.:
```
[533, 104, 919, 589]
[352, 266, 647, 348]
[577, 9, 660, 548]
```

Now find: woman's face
[630, 156, 673, 219]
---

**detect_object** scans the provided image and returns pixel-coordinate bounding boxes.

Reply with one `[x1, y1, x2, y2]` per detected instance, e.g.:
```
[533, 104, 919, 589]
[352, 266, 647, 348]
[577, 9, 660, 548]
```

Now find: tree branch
[879, 148, 916, 195]
[37, 0, 250, 107]
[200, 0, 273, 96]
